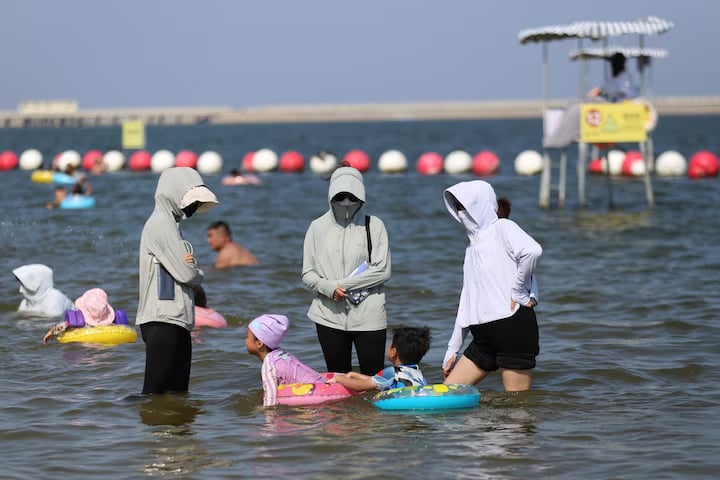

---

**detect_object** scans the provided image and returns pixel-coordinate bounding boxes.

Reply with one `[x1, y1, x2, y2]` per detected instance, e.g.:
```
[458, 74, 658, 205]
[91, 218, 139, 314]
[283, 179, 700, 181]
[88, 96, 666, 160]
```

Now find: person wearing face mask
[442, 180, 542, 392]
[136, 167, 218, 394]
[302, 165, 392, 375]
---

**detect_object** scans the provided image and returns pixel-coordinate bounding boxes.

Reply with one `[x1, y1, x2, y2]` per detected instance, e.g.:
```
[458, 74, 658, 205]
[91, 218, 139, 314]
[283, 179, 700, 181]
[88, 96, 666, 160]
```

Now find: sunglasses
[333, 193, 359, 202]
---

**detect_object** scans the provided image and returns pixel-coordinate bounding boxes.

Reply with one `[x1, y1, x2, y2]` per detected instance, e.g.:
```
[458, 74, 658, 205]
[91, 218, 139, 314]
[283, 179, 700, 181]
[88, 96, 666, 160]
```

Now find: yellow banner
[122, 119, 146, 149]
[580, 103, 647, 143]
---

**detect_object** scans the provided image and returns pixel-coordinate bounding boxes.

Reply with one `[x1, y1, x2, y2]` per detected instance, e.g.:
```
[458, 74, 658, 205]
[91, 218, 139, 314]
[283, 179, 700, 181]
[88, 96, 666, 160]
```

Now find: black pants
[315, 323, 386, 375]
[140, 322, 192, 394]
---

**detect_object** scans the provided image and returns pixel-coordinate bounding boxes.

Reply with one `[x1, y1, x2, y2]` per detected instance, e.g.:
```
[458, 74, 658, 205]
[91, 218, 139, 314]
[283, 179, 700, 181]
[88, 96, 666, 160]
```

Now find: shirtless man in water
[207, 221, 259, 269]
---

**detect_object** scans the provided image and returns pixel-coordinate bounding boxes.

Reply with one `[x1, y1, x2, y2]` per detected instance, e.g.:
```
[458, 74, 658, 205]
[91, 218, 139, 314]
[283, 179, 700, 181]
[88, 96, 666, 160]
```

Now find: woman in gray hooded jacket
[302, 166, 391, 375]
[137, 167, 218, 394]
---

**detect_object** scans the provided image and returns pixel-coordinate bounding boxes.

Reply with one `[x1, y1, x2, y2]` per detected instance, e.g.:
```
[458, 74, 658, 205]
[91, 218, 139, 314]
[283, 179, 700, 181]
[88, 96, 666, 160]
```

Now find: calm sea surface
[0, 117, 719, 479]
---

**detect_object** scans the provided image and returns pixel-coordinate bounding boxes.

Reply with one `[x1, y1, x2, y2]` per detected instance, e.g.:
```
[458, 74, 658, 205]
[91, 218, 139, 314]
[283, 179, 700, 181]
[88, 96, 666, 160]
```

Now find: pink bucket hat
[74, 288, 114, 326]
[248, 314, 288, 350]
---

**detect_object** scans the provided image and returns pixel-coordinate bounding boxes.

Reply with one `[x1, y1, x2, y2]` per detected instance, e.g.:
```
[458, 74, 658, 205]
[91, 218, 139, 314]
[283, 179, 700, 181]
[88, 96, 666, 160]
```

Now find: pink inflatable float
[194, 306, 228, 328]
[277, 373, 357, 406]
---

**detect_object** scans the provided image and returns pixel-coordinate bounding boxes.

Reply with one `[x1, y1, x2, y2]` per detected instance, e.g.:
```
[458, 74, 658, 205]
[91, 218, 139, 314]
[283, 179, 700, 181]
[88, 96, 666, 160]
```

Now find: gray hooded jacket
[136, 168, 217, 331]
[302, 167, 391, 331]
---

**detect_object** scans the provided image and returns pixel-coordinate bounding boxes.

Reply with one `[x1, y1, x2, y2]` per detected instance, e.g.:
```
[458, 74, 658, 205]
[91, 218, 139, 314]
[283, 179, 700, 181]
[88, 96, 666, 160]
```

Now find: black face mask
[182, 202, 200, 218]
[331, 193, 363, 225]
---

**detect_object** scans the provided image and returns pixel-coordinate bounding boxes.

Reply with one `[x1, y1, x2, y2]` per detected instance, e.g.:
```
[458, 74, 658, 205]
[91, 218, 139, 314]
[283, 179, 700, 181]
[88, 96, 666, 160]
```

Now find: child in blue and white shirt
[329, 326, 431, 391]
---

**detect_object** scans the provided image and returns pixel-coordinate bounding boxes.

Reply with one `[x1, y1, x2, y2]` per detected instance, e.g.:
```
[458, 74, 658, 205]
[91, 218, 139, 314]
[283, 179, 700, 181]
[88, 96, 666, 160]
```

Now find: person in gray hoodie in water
[136, 167, 218, 394]
[302, 165, 391, 375]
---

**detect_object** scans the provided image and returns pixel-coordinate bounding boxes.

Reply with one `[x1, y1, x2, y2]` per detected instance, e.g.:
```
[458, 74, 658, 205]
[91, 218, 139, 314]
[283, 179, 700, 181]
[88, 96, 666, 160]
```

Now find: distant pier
[1, 96, 719, 128]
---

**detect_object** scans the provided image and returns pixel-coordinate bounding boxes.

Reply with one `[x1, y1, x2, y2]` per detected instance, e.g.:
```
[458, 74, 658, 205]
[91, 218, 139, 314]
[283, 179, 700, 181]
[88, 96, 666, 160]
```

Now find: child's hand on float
[43, 323, 66, 344]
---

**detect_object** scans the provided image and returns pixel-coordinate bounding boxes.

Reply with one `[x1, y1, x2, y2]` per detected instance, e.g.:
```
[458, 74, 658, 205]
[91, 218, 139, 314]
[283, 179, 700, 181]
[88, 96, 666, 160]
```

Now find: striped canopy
[569, 46, 669, 61]
[519, 16, 674, 44]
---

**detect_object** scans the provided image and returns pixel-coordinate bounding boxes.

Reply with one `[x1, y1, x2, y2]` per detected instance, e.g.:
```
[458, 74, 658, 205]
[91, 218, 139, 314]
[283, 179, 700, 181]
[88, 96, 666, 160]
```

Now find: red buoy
[472, 151, 500, 176]
[129, 150, 151, 171]
[82, 150, 104, 171]
[279, 151, 305, 172]
[343, 150, 371, 172]
[688, 150, 719, 178]
[242, 151, 256, 172]
[175, 150, 198, 168]
[416, 152, 443, 175]
[0, 151, 18, 171]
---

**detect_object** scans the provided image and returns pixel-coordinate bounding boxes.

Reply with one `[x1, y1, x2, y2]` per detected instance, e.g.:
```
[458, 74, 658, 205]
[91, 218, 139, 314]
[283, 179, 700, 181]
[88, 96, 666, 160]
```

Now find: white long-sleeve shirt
[442, 181, 542, 368]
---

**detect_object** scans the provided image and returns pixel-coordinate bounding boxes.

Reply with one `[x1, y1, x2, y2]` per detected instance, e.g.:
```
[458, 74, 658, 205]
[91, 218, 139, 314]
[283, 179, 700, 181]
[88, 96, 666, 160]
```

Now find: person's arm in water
[329, 371, 376, 392]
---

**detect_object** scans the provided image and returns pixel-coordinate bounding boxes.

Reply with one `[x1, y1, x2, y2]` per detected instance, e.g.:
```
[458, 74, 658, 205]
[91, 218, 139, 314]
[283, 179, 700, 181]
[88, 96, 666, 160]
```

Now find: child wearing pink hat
[246, 314, 324, 406]
[43, 288, 126, 343]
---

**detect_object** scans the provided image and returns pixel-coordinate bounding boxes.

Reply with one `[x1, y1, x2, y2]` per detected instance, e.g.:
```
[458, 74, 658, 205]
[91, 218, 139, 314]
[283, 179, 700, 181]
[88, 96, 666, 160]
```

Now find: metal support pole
[640, 141, 655, 207]
[540, 149, 551, 208]
[559, 148, 567, 208]
[578, 142, 588, 208]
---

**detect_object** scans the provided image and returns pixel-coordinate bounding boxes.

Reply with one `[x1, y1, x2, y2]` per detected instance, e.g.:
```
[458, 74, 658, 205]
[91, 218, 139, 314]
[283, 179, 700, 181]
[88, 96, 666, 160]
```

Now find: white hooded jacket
[442, 180, 542, 368]
[13, 264, 73, 318]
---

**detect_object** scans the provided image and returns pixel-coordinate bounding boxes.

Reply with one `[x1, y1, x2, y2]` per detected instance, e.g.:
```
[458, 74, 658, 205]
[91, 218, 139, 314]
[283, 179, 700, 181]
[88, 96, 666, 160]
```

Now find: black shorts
[463, 306, 539, 372]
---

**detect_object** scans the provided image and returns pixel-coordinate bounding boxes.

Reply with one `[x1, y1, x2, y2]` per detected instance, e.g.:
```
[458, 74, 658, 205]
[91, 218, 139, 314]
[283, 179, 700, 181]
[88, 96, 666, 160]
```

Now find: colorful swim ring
[277, 373, 357, 406]
[194, 306, 227, 328]
[56, 324, 138, 345]
[372, 384, 480, 411]
[60, 195, 96, 209]
[31, 170, 77, 186]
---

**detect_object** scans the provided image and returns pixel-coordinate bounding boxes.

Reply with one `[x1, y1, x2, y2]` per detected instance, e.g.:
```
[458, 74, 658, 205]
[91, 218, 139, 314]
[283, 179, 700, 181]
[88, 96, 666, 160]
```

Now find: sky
[1, 0, 718, 110]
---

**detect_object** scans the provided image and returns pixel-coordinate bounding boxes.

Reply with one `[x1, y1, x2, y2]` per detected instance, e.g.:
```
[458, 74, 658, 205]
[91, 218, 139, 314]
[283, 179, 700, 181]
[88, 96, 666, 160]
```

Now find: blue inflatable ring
[60, 195, 96, 209]
[372, 384, 480, 411]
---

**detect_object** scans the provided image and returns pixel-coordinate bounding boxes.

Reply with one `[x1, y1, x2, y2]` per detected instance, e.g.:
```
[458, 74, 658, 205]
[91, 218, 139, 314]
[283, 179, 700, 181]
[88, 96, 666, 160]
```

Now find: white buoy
[607, 149, 626, 176]
[19, 149, 43, 170]
[444, 150, 472, 175]
[253, 148, 279, 172]
[377, 150, 407, 173]
[151, 150, 175, 173]
[197, 151, 223, 174]
[309, 151, 337, 175]
[104, 150, 125, 172]
[514, 150, 543, 176]
[655, 150, 687, 177]
[58, 150, 81, 171]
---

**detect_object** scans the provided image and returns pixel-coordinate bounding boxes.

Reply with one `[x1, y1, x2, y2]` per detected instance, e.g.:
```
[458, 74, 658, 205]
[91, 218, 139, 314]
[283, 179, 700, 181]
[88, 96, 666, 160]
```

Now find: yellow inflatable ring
[57, 325, 138, 345]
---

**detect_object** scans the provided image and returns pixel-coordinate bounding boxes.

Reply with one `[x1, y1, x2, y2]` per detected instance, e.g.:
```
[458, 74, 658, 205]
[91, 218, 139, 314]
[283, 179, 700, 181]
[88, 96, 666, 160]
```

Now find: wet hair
[71, 183, 84, 195]
[609, 53, 626, 77]
[391, 326, 432, 364]
[191, 284, 207, 308]
[497, 196, 512, 218]
[209, 220, 231, 237]
[229, 168, 241, 176]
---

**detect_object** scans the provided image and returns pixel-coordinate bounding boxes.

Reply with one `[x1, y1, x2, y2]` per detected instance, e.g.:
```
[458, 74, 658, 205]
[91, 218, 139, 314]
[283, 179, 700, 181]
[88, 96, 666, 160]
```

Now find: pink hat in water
[248, 314, 288, 350]
[75, 288, 114, 326]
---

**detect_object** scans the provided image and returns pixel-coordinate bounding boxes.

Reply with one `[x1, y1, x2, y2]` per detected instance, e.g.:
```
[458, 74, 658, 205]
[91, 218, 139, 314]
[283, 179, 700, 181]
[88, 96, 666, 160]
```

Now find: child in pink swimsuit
[245, 314, 324, 406]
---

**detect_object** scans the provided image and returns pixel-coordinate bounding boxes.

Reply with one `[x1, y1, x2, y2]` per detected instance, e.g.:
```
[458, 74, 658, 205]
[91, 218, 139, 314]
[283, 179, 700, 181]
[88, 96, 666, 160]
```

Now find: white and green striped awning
[519, 16, 674, 44]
